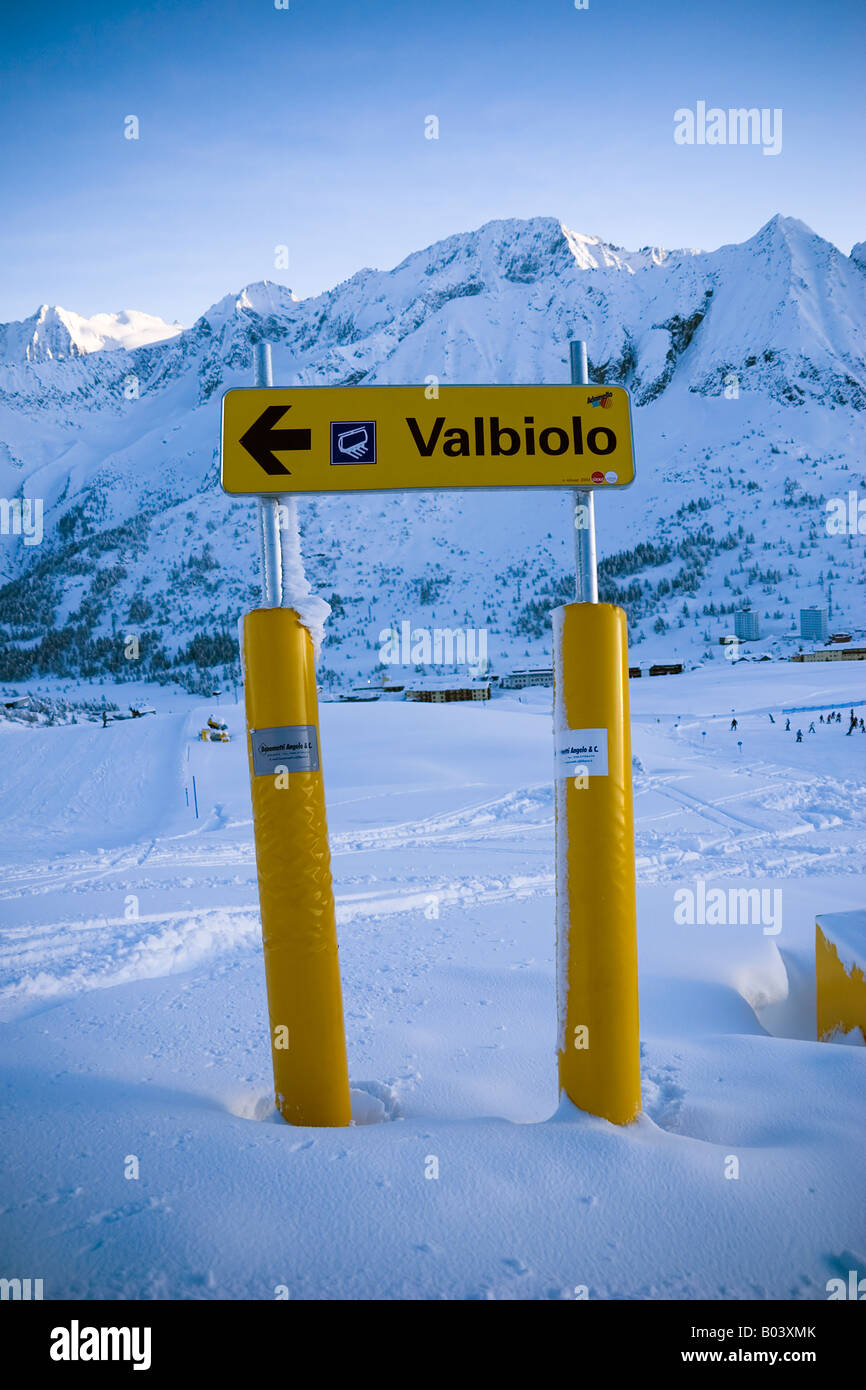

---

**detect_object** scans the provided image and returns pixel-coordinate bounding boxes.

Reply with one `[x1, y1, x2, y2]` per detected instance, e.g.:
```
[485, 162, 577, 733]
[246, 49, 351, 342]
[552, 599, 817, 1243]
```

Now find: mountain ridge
[0, 211, 864, 692]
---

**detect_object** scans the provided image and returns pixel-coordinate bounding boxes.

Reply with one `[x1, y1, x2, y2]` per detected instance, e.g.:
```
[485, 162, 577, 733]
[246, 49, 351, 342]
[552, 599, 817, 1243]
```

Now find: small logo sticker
[555, 728, 609, 778]
[331, 421, 377, 465]
[251, 724, 320, 776]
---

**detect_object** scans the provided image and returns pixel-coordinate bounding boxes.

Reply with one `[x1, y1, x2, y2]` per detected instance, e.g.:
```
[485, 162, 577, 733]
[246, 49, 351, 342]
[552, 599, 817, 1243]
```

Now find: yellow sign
[221, 384, 635, 495]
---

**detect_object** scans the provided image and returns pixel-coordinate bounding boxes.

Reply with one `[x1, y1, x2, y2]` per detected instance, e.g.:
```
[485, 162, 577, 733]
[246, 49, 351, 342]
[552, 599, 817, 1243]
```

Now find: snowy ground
[0, 661, 864, 1300]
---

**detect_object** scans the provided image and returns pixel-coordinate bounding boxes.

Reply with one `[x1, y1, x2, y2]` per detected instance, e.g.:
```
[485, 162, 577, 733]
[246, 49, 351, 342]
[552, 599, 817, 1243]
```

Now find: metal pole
[570, 340, 598, 604]
[254, 342, 283, 608]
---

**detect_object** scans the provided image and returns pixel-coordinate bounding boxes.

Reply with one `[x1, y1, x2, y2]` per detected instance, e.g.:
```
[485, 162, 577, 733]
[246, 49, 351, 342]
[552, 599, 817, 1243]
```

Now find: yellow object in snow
[553, 602, 641, 1125]
[816, 913, 866, 1042]
[242, 606, 351, 1127]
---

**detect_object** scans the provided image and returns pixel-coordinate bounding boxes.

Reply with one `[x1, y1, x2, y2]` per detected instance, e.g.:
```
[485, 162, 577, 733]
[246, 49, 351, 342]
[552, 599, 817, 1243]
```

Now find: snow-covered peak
[0, 304, 182, 362]
[561, 226, 639, 271]
[560, 226, 700, 272]
[197, 280, 298, 329]
[742, 213, 831, 262]
[80, 309, 183, 352]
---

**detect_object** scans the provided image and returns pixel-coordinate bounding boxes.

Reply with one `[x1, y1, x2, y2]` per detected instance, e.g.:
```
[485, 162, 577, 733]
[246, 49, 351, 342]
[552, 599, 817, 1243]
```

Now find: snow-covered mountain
[0, 213, 864, 690]
[0, 304, 181, 363]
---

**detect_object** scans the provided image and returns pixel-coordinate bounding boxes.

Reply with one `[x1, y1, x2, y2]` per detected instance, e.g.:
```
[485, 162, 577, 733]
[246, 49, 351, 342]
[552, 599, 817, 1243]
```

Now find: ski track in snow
[3, 705, 866, 1016]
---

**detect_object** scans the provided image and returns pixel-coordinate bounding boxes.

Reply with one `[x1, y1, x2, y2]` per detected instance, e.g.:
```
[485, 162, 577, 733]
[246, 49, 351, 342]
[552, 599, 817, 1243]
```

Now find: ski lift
[337, 426, 369, 459]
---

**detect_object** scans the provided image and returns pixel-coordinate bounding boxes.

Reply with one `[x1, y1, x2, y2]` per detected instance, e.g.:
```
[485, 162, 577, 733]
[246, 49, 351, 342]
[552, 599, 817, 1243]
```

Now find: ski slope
[0, 661, 864, 1299]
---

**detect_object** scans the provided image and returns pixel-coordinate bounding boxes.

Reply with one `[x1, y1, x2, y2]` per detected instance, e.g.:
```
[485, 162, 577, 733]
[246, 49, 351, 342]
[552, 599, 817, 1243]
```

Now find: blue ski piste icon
[330, 420, 377, 466]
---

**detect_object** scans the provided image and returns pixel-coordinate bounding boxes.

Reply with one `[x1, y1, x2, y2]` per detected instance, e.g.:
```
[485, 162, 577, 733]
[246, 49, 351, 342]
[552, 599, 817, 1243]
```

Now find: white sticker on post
[554, 728, 608, 778]
[251, 724, 320, 777]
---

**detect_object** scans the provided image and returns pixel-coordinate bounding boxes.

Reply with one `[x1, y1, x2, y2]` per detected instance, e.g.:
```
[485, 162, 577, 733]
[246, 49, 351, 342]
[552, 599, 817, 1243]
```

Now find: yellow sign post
[235, 343, 352, 1128]
[222, 383, 635, 495]
[225, 346, 640, 1130]
[243, 606, 352, 1127]
[553, 604, 641, 1124]
[553, 342, 641, 1125]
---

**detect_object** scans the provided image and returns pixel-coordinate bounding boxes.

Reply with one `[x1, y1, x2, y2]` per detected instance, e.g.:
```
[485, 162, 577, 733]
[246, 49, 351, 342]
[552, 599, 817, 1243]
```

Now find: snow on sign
[221, 384, 635, 494]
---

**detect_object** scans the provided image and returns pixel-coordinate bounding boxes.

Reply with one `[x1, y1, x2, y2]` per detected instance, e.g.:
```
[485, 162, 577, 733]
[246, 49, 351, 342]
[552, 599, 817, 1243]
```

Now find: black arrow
[239, 405, 311, 475]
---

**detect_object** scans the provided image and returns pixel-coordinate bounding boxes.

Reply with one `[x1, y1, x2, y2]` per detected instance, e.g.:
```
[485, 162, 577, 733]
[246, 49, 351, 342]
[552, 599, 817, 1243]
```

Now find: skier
[820, 714, 824, 724]
[768, 713, 775, 724]
[102, 710, 108, 728]
[730, 718, 738, 731]
[809, 721, 816, 734]
[796, 729, 803, 742]
[785, 718, 791, 732]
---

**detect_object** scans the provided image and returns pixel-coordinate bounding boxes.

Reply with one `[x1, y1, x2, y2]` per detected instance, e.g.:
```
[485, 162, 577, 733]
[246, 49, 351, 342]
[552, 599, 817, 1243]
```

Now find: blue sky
[0, 0, 863, 324]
